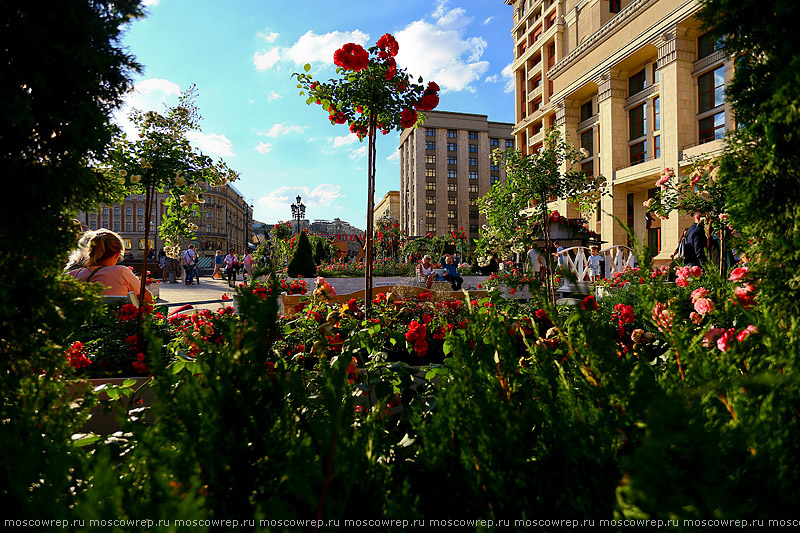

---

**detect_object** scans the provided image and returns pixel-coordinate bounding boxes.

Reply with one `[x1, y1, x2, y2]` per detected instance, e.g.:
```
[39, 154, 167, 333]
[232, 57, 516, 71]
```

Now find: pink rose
[655, 174, 670, 187]
[702, 327, 726, 348]
[676, 276, 690, 288]
[729, 267, 749, 281]
[691, 287, 709, 303]
[736, 325, 758, 342]
[689, 266, 703, 277]
[693, 297, 715, 315]
[734, 283, 756, 297]
[716, 328, 736, 352]
[689, 311, 704, 325]
[676, 266, 691, 279]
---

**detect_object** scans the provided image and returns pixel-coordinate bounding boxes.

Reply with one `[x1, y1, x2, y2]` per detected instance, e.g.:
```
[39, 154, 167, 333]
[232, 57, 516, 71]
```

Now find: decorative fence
[555, 245, 637, 282]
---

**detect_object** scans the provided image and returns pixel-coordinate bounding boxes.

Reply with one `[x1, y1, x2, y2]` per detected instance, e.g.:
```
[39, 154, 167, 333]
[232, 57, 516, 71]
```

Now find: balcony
[527, 84, 543, 102]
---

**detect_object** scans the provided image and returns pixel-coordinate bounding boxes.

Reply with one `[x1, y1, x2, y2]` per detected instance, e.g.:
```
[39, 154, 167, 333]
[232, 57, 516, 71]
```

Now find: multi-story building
[398, 111, 514, 242]
[504, 0, 731, 263]
[78, 182, 253, 259]
[373, 191, 401, 226]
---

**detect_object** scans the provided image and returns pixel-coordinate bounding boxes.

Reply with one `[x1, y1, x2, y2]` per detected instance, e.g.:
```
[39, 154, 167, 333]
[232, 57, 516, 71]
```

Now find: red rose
[400, 108, 417, 129]
[416, 93, 439, 111]
[581, 295, 598, 311]
[427, 81, 440, 93]
[333, 43, 369, 71]
[376, 33, 399, 57]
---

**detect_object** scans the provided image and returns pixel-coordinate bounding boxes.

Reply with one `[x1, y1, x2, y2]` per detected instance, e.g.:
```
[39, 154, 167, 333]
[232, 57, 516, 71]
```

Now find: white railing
[555, 245, 636, 281]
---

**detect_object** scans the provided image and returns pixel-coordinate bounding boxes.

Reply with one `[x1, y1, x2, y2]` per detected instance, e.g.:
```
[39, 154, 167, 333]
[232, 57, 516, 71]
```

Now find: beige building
[399, 111, 514, 242]
[373, 190, 401, 227]
[504, 0, 730, 262]
[78, 182, 253, 259]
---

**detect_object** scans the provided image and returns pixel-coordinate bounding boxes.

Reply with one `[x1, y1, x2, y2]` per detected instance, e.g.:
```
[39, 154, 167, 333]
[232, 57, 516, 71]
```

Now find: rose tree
[293, 33, 439, 310]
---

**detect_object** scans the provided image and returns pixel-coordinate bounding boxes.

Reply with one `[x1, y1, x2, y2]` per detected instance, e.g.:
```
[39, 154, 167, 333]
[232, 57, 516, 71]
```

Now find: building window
[426, 197, 436, 205]
[505, 139, 514, 148]
[448, 156, 457, 165]
[206, 211, 212, 218]
[447, 169, 458, 178]
[447, 129, 457, 138]
[469, 211, 479, 220]
[125, 207, 132, 216]
[426, 224, 436, 233]
[582, 160, 594, 176]
[698, 31, 723, 60]
[426, 141, 436, 150]
[580, 100, 593, 122]
[137, 222, 144, 231]
[629, 69, 646, 96]
[652, 63, 659, 84]
[447, 142, 457, 151]
[629, 103, 646, 140]
[469, 157, 478, 166]
[425, 168, 436, 177]
[102, 207, 108, 215]
[138, 207, 144, 216]
[469, 224, 479, 234]
[490, 176, 500, 185]
[580, 129, 593, 157]
[123, 239, 132, 249]
[469, 198, 478, 206]
[469, 171, 479, 180]
[206, 224, 211, 233]
[89, 221, 97, 230]
[468, 131, 478, 139]
[490, 138, 499, 147]
[426, 128, 436, 136]
[468, 144, 478, 153]
[447, 211, 457, 219]
[426, 210, 436, 218]
[447, 197, 457, 205]
[610, 0, 621, 13]
[447, 183, 458, 192]
[653, 96, 661, 131]
[630, 141, 647, 165]
[125, 222, 132, 232]
[113, 221, 120, 231]
[425, 155, 436, 164]
[426, 183, 436, 191]
[490, 163, 499, 171]
[114, 207, 120, 215]
[469, 184, 479, 193]
[448, 224, 458, 232]
[698, 66, 725, 113]
[699, 112, 726, 143]
[654, 135, 661, 158]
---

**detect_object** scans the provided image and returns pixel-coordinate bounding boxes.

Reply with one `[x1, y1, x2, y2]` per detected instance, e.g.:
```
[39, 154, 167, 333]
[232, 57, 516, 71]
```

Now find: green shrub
[287, 231, 316, 278]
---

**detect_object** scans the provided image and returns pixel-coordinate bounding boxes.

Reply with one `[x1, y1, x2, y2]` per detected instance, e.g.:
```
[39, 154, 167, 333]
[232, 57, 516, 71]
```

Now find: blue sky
[117, 0, 516, 229]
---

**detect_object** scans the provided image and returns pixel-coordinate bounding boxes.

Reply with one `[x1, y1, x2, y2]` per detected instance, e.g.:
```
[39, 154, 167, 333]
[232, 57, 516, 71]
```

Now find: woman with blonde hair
[66, 229, 153, 304]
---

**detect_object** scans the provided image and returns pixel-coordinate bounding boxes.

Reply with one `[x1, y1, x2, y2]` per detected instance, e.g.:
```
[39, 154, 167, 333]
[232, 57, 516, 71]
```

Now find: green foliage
[0, 0, 142, 519]
[478, 129, 606, 259]
[697, 0, 800, 314]
[287, 231, 316, 278]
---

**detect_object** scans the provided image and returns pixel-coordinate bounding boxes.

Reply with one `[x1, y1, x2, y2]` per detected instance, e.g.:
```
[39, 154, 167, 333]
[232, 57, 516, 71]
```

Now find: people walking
[224, 249, 238, 286]
[212, 250, 224, 279]
[182, 244, 197, 285]
[683, 211, 707, 267]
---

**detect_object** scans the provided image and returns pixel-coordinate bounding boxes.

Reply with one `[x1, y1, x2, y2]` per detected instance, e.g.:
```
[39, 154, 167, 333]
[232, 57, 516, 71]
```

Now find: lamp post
[290, 195, 305, 234]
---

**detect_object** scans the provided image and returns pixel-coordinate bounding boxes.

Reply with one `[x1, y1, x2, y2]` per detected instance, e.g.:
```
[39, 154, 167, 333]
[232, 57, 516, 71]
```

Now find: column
[596, 69, 629, 246]
[553, 98, 582, 218]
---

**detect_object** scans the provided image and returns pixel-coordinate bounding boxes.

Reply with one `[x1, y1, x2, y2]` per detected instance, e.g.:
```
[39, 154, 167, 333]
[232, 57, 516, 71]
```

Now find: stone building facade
[398, 111, 514, 242]
[373, 190, 401, 227]
[504, 0, 731, 262]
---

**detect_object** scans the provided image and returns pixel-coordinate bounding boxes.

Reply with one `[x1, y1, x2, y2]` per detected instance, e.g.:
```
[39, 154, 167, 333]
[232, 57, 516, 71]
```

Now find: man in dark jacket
[684, 211, 707, 266]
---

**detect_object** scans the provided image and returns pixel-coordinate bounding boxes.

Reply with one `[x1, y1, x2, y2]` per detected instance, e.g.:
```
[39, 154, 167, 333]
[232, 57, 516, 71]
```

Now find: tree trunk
[364, 115, 377, 316]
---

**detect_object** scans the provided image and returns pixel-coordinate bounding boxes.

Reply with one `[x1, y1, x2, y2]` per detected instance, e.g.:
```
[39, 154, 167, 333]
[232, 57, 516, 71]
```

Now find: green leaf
[171, 360, 186, 374]
[304, 63, 311, 72]
[73, 434, 101, 447]
[122, 379, 137, 388]
[106, 388, 119, 400]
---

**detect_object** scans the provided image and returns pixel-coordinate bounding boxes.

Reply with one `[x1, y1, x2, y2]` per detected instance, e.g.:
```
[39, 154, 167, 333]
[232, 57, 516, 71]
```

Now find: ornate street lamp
[290, 195, 305, 234]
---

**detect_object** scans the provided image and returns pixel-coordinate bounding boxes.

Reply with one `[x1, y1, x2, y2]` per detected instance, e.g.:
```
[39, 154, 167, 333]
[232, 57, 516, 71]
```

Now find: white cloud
[186, 132, 236, 157]
[267, 91, 282, 101]
[259, 123, 308, 137]
[332, 133, 359, 148]
[114, 78, 181, 137]
[253, 30, 370, 71]
[350, 146, 367, 159]
[258, 184, 344, 211]
[501, 62, 514, 93]
[143, 0, 160, 5]
[253, 48, 280, 70]
[483, 16, 494, 25]
[258, 31, 279, 43]
[386, 151, 400, 162]
[485, 74, 499, 83]
[395, 6, 489, 92]
[255, 141, 273, 154]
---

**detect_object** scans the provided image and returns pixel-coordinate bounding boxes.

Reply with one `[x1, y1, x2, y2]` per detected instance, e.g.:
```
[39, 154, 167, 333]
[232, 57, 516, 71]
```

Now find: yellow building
[504, 0, 731, 262]
[373, 190, 401, 227]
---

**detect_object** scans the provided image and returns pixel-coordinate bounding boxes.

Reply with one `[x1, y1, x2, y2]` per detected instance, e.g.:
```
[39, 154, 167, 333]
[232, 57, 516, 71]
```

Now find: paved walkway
[156, 274, 494, 311]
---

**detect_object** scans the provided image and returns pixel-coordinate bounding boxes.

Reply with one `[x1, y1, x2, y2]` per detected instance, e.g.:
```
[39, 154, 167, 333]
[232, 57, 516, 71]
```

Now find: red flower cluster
[581, 295, 598, 311]
[333, 43, 369, 71]
[415, 81, 440, 111]
[132, 353, 149, 375]
[400, 108, 418, 129]
[376, 33, 399, 58]
[405, 320, 428, 357]
[118, 303, 138, 322]
[329, 111, 347, 125]
[65, 341, 91, 369]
